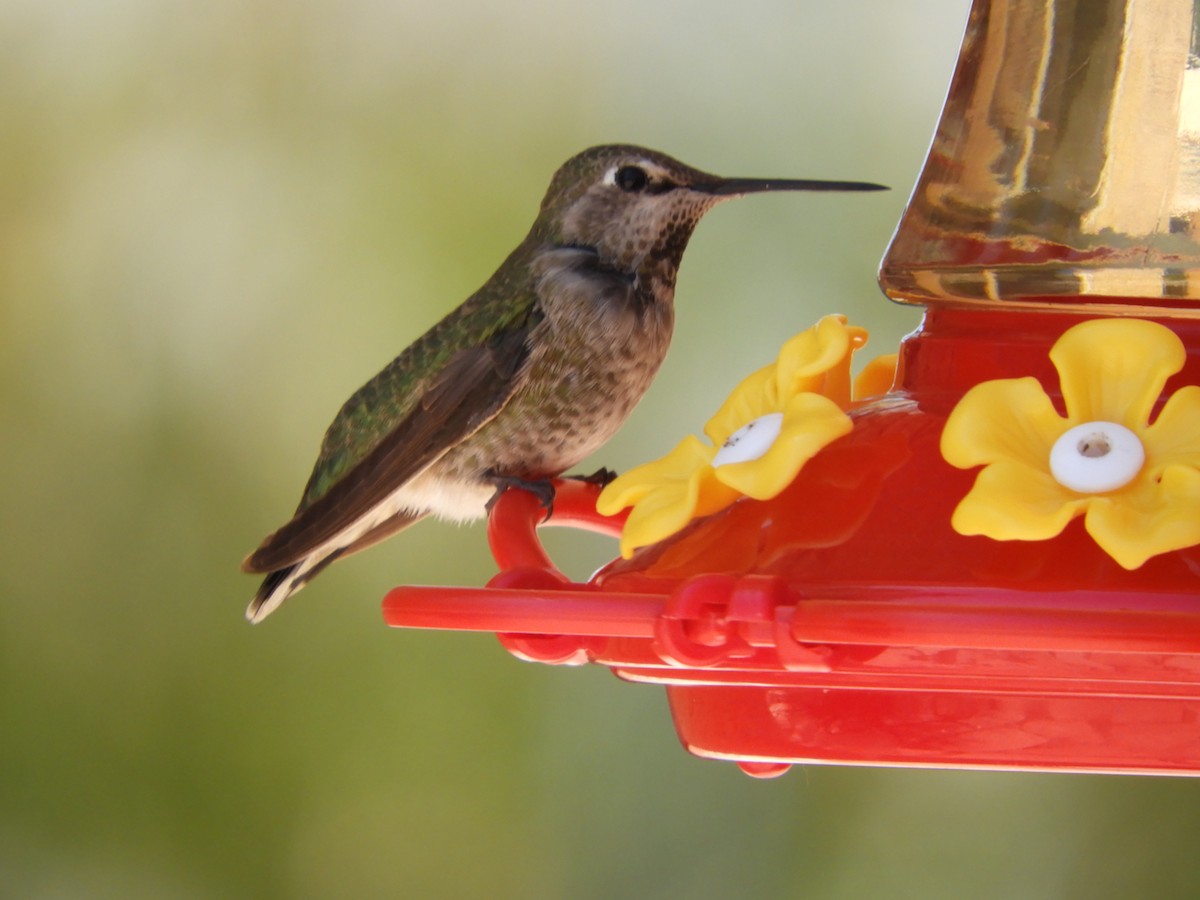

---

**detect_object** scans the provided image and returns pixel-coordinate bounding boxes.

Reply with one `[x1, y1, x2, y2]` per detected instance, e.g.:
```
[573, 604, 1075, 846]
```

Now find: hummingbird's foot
[485, 473, 557, 519]
[568, 466, 619, 488]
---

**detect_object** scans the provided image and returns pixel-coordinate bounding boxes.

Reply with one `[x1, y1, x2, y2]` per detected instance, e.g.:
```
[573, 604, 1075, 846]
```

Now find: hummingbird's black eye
[614, 165, 649, 192]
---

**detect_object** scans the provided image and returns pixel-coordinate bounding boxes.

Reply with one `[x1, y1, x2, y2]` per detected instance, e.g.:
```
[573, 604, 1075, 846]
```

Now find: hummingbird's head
[536, 145, 736, 282]
[534, 144, 886, 286]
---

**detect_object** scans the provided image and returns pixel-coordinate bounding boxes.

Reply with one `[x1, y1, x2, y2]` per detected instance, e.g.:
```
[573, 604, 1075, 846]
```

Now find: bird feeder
[384, 0, 1200, 777]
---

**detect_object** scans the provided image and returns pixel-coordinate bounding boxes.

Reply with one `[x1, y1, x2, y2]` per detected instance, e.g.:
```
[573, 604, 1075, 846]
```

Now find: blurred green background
[6, 1, 1200, 897]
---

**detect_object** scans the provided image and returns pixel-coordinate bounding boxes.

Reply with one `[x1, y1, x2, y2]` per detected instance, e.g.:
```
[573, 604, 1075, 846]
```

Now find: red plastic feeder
[384, 0, 1200, 776]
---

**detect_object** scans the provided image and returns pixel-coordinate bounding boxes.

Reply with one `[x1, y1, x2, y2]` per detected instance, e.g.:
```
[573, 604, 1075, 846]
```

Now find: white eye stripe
[602, 161, 664, 186]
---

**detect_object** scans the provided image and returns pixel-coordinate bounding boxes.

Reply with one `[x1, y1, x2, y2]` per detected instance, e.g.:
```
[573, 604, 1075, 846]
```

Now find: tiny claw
[484, 489, 502, 516]
[485, 473, 558, 520]
[570, 466, 618, 488]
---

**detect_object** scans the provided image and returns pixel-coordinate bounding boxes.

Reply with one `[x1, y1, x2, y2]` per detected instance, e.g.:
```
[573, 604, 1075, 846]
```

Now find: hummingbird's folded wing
[242, 322, 535, 573]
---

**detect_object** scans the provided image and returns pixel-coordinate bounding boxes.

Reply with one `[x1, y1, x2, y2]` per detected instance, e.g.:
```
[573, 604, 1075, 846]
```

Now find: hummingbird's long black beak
[701, 177, 889, 196]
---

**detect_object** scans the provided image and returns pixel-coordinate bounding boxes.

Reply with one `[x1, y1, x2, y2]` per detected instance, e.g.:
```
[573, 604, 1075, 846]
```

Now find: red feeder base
[383, 317, 1200, 783]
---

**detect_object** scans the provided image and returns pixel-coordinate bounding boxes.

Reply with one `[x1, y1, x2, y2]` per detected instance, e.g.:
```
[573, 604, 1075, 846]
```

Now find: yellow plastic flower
[941, 318, 1200, 569]
[597, 315, 886, 558]
[852, 353, 898, 402]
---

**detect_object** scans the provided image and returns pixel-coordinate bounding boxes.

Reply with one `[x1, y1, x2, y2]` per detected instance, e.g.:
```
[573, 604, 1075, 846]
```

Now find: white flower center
[712, 413, 784, 468]
[1048, 420, 1145, 493]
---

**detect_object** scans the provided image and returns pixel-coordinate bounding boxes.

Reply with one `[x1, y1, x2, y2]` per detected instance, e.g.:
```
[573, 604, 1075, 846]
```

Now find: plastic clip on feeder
[384, 0, 1200, 776]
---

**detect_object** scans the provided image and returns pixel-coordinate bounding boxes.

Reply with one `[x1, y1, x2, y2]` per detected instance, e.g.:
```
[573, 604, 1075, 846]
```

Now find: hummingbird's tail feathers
[244, 511, 428, 623]
[245, 565, 301, 623]
[245, 550, 345, 623]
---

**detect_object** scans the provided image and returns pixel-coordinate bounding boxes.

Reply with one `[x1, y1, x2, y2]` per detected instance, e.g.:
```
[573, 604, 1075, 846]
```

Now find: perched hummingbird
[243, 144, 885, 622]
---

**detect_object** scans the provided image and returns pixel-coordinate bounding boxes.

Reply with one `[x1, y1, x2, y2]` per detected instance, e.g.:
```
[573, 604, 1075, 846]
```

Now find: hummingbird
[243, 144, 885, 622]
